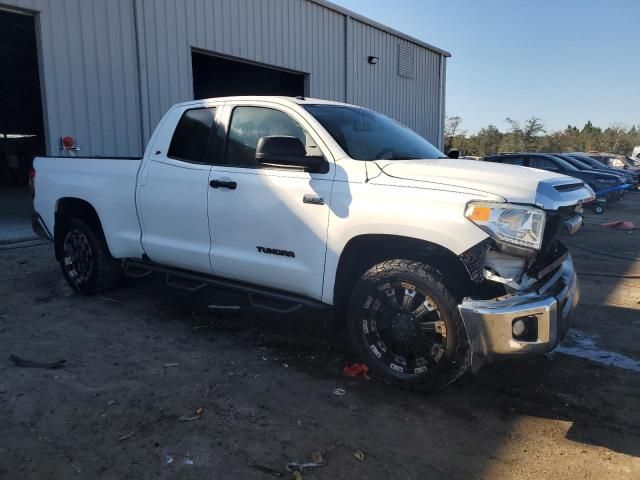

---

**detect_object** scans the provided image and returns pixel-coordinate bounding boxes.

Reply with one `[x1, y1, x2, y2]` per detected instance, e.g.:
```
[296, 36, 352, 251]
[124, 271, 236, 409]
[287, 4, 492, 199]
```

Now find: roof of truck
[174, 96, 359, 108]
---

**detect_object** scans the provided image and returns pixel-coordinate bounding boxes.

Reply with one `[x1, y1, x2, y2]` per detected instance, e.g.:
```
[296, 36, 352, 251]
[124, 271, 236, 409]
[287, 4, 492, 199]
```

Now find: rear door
[206, 101, 335, 299]
[137, 104, 221, 274]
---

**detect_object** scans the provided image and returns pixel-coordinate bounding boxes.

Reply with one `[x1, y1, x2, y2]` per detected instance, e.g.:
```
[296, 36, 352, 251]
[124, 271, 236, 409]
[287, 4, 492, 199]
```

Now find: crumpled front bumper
[458, 254, 579, 370]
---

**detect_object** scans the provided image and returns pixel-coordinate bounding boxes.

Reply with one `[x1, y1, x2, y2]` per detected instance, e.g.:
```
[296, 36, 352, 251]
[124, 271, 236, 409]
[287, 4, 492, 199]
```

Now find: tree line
[444, 116, 640, 157]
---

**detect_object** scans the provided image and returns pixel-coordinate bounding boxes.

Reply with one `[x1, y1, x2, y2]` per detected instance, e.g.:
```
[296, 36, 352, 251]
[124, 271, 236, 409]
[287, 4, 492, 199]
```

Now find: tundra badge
[303, 194, 324, 205]
[256, 246, 295, 258]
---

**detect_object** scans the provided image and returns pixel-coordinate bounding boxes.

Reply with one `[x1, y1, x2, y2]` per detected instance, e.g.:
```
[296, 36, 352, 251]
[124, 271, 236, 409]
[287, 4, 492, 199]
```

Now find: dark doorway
[192, 50, 306, 99]
[0, 8, 45, 242]
[0, 8, 46, 186]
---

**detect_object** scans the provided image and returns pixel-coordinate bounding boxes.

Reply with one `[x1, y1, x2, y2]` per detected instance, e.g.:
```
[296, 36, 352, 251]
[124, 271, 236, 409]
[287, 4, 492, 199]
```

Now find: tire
[347, 259, 470, 391]
[57, 218, 122, 295]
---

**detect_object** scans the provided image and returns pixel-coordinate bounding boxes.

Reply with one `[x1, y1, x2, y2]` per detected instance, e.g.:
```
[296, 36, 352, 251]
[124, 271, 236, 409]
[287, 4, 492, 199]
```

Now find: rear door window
[168, 108, 217, 164]
[529, 157, 560, 171]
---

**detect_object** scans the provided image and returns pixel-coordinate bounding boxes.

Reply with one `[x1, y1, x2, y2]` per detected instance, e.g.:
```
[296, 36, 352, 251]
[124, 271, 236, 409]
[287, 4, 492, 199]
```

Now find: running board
[123, 259, 330, 312]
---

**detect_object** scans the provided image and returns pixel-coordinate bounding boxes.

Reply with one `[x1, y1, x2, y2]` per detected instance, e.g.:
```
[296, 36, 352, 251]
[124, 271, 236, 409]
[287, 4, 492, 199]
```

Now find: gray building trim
[308, 0, 451, 57]
[439, 55, 447, 150]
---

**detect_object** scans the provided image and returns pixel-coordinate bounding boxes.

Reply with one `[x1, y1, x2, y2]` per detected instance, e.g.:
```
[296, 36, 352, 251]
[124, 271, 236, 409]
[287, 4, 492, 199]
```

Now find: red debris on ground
[343, 363, 370, 378]
[601, 221, 635, 231]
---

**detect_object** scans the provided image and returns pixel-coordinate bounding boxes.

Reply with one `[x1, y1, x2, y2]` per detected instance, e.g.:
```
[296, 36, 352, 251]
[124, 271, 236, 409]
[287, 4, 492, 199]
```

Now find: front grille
[528, 241, 568, 283]
[527, 212, 568, 281]
[539, 213, 562, 258]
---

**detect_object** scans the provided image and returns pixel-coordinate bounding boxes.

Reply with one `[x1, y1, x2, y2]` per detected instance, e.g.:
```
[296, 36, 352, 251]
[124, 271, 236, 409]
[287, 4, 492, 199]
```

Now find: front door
[137, 106, 218, 274]
[207, 103, 334, 299]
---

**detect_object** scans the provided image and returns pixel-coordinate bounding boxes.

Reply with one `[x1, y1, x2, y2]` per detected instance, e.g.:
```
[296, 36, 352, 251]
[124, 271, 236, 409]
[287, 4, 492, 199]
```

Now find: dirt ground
[1, 194, 639, 480]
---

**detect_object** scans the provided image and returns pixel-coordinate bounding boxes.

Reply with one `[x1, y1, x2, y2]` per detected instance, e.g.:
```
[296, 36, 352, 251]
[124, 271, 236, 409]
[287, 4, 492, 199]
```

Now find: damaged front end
[456, 180, 593, 371]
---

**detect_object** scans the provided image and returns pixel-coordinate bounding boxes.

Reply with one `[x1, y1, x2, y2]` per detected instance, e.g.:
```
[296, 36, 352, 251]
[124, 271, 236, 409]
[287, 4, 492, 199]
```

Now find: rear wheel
[347, 259, 470, 391]
[58, 218, 122, 294]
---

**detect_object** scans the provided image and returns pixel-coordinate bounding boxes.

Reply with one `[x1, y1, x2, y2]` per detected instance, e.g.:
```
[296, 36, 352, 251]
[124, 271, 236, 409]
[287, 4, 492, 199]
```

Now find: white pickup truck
[32, 96, 594, 390]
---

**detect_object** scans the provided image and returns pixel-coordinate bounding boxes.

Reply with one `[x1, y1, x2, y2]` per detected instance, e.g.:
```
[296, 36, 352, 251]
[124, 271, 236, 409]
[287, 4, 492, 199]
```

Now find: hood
[373, 159, 595, 209]
[575, 170, 622, 181]
[598, 168, 634, 178]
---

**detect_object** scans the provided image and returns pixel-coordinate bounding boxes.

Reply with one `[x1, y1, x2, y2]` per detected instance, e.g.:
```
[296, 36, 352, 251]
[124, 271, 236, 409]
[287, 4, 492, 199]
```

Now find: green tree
[448, 118, 638, 157]
[473, 125, 503, 156]
[522, 117, 545, 150]
[445, 115, 464, 152]
[581, 121, 603, 151]
[499, 117, 525, 152]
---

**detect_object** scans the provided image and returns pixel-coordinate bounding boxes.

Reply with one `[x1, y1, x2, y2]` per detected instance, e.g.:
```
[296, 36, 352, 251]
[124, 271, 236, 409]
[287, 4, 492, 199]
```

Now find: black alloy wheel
[348, 259, 470, 391]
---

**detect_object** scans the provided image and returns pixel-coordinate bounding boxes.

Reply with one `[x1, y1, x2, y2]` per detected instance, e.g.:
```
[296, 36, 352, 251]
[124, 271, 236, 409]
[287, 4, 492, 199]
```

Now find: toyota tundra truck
[32, 96, 594, 390]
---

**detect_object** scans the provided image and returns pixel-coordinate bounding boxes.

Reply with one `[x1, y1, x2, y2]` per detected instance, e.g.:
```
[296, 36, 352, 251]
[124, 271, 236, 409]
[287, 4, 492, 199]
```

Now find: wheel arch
[54, 197, 106, 260]
[331, 234, 474, 313]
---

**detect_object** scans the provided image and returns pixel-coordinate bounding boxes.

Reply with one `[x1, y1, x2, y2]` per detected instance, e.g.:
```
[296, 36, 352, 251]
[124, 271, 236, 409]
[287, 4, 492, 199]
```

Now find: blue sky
[332, 0, 640, 134]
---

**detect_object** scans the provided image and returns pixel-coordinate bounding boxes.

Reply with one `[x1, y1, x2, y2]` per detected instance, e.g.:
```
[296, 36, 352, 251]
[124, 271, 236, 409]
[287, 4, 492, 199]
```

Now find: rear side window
[168, 108, 217, 163]
[501, 156, 525, 166]
[225, 106, 307, 168]
[529, 157, 560, 171]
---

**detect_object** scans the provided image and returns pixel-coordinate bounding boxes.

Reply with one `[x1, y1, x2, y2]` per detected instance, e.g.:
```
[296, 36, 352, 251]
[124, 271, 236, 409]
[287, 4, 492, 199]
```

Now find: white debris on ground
[556, 329, 640, 372]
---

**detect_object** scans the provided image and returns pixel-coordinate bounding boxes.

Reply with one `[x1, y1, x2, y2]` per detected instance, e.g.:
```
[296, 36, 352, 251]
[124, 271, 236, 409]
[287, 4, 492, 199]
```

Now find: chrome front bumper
[458, 254, 579, 370]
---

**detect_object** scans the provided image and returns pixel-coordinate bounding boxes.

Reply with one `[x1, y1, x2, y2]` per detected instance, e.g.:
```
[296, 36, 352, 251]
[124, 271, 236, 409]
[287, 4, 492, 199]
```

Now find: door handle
[209, 179, 237, 190]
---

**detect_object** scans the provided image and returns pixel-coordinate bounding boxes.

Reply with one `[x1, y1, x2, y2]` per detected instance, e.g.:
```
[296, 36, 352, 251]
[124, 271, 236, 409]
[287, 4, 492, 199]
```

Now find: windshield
[569, 154, 606, 169]
[557, 154, 594, 169]
[547, 155, 579, 171]
[304, 104, 445, 161]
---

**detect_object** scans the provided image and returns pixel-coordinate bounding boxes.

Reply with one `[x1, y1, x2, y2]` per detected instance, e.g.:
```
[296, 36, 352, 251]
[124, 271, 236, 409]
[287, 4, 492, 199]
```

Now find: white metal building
[0, 0, 449, 163]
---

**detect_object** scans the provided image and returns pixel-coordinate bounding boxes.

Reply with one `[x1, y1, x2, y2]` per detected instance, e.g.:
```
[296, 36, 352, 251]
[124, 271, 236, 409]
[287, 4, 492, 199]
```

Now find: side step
[123, 259, 330, 313]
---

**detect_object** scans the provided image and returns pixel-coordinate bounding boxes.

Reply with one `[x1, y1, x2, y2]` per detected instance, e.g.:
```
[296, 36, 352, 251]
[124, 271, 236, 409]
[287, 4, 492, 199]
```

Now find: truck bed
[33, 156, 145, 259]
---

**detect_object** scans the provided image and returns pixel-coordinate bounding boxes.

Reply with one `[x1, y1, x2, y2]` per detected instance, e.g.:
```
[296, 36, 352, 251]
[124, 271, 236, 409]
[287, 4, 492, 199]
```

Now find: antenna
[352, 27, 369, 182]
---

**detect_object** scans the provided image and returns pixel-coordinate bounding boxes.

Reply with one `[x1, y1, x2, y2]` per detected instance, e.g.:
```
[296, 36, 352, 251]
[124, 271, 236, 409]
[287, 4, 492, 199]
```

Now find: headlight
[465, 202, 546, 252]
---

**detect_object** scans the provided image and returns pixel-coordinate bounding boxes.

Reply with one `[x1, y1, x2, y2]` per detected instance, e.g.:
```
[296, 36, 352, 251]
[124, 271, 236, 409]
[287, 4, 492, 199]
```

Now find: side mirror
[447, 149, 460, 159]
[256, 136, 326, 173]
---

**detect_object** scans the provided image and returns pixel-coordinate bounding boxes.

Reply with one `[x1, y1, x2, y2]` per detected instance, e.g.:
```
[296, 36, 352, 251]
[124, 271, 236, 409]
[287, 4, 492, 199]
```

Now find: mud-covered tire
[57, 218, 122, 295]
[347, 259, 470, 391]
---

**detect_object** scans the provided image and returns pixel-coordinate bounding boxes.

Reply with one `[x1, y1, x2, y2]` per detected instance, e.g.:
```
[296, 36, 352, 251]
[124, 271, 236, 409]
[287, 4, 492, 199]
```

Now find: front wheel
[347, 259, 470, 391]
[57, 218, 122, 295]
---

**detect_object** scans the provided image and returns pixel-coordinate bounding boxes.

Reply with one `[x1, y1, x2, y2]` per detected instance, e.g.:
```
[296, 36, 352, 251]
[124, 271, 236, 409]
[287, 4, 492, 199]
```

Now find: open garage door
[0, 8, 46, 243]
[192, 50, 306, 99]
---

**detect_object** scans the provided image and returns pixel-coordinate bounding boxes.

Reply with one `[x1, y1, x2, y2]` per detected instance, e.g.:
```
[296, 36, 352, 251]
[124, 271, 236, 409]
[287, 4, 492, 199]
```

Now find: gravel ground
[1, 193, 639, 479]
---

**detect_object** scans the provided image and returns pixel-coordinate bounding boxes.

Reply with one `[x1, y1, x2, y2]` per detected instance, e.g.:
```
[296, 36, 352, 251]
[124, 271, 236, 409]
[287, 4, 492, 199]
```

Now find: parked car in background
[554, 153, 640, 189]
[632, 146, 640, 160]
[587, 152, 640, 171]
[619, 156, 640, 171]
[484, 153, 628, 202]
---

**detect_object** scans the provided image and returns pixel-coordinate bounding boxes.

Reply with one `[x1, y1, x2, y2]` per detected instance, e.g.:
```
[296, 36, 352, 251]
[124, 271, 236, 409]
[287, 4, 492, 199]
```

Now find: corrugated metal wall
[1, 0, 447, 156]
[348, 18, 444, 146]
[2, 0, 143, 156]
[134, 0, 347, 142]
